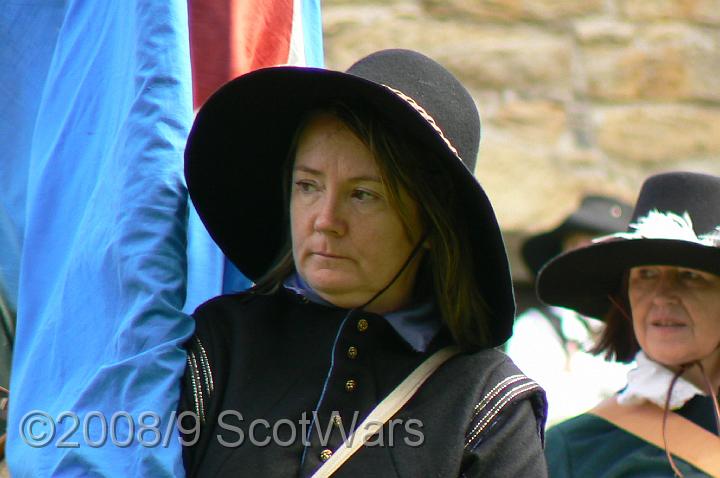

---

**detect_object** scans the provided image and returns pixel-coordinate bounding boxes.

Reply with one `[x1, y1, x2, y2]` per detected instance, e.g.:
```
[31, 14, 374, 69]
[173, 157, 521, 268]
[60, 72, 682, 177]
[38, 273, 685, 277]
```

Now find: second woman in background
[538, 171, 720, 477]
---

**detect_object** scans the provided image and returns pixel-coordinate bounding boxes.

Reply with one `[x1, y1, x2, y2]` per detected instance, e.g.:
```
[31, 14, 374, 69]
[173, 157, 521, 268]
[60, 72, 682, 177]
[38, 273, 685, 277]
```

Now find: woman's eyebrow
[293, 165, 322, 175]
[350, 175, 382, 184]
[294, 165, 382, 183]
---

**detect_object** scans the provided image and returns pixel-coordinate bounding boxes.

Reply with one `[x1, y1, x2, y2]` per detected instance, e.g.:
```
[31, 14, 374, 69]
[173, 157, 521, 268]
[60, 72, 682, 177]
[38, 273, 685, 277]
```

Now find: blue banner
[1, 0, 324, 474]
[3, 1, 194, 475]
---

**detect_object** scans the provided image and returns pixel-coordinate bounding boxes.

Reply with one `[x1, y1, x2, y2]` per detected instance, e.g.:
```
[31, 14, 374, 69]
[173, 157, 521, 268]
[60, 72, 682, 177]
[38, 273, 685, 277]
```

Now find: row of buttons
[318, 318, 369, 462]
[344, 318, 367, 393]
[319, 414, 345, 461]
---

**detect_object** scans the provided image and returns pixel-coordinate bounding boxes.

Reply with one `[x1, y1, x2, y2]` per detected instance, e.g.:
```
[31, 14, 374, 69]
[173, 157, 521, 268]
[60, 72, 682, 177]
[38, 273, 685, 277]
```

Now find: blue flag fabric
[0, 3, 68, 318]
[2, 0, 325, 475]
[4, 1, 194, 475]
[0, 3, 68, 439]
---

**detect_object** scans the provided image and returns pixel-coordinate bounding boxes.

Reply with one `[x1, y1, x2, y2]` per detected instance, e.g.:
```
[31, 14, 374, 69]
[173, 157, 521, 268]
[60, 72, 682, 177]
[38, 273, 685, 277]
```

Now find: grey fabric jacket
[182, 288, 548, 477]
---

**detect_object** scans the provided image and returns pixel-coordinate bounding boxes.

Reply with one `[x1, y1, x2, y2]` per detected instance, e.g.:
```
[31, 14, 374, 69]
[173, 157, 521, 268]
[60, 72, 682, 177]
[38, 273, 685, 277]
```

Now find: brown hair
[254, 101, 492, 350]
[590, 274, 640, 363]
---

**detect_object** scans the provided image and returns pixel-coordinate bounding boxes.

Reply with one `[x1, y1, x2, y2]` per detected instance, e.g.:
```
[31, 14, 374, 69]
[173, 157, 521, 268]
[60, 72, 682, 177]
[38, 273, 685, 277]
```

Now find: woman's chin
[647, 349, 706, 368]
[305, 276, 366, 308]
[314, 291, 367, 309]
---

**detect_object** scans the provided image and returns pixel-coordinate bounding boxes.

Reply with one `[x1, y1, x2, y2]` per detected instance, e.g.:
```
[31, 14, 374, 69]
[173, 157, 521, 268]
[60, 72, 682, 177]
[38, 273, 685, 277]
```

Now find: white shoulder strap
[310, 346, 461, 478]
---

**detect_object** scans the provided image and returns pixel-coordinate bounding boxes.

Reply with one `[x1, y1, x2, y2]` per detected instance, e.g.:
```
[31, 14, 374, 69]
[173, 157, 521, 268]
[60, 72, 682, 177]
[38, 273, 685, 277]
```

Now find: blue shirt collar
[283, 272, 442, 352]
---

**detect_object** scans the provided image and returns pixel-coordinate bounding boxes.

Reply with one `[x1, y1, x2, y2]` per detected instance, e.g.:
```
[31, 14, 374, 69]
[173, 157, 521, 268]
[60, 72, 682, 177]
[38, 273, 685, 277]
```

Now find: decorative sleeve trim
[464, 374, 542, 450]
[186, 336, 214, 424]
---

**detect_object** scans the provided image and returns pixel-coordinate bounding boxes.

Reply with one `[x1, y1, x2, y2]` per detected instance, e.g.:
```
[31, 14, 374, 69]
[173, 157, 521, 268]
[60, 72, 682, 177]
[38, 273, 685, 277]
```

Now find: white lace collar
[617, 351, 706, 409]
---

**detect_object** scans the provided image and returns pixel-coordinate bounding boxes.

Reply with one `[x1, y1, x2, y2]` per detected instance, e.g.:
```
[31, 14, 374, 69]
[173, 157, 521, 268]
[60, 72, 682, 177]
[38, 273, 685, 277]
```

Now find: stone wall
[322, 0, 720, 282]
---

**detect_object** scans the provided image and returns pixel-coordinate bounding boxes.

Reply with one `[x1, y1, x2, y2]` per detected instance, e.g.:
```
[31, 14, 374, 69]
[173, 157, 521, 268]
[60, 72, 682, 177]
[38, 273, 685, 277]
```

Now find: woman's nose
[651, 273, 680, 304]
[313, 193, 346, 236]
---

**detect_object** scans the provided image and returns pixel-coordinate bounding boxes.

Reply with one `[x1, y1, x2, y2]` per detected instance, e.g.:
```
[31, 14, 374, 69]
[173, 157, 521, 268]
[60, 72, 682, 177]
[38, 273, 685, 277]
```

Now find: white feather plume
[700, 226, 720, 247]
[592, 209, 720, 247]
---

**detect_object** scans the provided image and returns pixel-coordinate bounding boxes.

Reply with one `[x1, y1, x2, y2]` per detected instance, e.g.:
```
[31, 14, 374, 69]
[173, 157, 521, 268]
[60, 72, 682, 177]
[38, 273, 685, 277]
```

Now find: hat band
[594, 209, 720, 247]
[383, 85, 461, 160]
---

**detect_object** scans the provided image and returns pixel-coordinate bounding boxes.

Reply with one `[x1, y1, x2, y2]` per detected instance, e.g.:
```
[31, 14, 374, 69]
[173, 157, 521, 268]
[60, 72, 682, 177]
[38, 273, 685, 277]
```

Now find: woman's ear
[418, 230, 431, 249]
[415, 229, 430, 250]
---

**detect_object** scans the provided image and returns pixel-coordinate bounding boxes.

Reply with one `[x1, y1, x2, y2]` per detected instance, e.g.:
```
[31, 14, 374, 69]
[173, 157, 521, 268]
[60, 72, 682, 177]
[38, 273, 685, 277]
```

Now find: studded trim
[383, 85, 461, 159]
[464, 374, 542, 450]
[195, 339, 214, 395]
[186, 336, 214, 424]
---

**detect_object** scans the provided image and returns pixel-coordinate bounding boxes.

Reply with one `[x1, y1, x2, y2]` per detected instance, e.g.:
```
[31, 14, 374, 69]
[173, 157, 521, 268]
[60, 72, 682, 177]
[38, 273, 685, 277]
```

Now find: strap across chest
[590, 397, 720, 476]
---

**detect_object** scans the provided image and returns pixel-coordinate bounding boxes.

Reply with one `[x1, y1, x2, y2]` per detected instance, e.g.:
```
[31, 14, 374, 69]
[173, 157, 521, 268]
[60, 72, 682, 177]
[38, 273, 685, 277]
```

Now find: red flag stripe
[190, 0, 294, 109]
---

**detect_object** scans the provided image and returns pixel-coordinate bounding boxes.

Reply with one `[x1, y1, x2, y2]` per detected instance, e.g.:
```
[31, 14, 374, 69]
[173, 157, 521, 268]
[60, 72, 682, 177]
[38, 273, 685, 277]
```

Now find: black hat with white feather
[537, 171, 720, 319]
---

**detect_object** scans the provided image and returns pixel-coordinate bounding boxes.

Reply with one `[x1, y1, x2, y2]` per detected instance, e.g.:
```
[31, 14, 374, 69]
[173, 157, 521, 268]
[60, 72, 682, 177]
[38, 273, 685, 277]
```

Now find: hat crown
[520, 194, 631, 277]
[535, 171, 720, 320]
[630, 172, 720, 235]
[566, 195, 632, 234]
[346, 49, 480, 172]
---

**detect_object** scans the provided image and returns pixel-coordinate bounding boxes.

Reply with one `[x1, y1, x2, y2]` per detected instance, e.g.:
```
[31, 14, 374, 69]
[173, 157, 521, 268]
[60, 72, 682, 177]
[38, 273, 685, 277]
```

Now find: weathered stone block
[618, 0, 720, 25]
[574, 19, 636, 45]
[325, 19, 573, 96]
[488, 99, 567, 145]
[421, 0, 604, 21]
[581, 25, 720, 101]
[439, 28, 572, 97]
[596, 105, 720, 162]
[473, 136, 580, 229]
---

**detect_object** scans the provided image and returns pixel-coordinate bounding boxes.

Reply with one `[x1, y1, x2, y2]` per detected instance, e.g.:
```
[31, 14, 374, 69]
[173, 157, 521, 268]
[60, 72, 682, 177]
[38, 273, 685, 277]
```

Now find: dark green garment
[545, 396, 717, 477]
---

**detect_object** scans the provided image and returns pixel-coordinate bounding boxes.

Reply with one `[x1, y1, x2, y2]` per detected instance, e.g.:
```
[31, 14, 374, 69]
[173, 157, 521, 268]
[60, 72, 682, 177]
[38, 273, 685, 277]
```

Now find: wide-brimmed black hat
[521, 195, 632, 277]
[537, 171, 720, 319]
[185, 49, 515, 345]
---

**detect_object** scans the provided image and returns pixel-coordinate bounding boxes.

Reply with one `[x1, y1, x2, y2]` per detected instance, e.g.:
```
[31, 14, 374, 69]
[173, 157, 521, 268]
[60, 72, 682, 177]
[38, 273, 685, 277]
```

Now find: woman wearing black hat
[180, 49, 547, 477]
[538, 171, 720, 477]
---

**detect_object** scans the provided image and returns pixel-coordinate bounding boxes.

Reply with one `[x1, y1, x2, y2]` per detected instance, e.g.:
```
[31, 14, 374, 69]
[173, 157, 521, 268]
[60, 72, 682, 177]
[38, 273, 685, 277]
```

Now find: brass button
[332, 414, 343, 427]
[347, 346, 358, 359]
[357, 319, 369, 332]
[345, 379, 357, 392]
[319, 448, 333, 461]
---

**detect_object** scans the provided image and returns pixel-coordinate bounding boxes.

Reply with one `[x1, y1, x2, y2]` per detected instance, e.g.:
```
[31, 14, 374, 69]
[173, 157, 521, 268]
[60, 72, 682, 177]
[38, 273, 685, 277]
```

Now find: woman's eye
[679, 269, 702, 281]
[352, 189, 378, 201]
[632, 267, 657, 280]
[295, 180, 317, 193]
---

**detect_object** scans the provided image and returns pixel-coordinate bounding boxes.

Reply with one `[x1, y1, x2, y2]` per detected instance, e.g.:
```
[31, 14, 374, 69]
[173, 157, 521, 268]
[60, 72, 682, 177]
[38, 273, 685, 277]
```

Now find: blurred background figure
[505, 195, 635, 424]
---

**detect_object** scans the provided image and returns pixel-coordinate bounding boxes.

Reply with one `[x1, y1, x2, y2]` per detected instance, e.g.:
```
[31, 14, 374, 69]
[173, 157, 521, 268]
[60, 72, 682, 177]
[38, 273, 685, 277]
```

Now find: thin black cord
[357, 231, 429, 312]
[695, 361, 720, 434]
[662, 365, 689, 477]
[297, 232, 428, 474]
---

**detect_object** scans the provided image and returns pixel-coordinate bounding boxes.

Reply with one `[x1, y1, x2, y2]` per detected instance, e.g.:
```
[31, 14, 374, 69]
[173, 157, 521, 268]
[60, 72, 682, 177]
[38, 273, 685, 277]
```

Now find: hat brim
[185, 66, 515, 345]
[522, 222, 598, 277]
[522, 205, 630, 277]
[537, 238, 720, 319]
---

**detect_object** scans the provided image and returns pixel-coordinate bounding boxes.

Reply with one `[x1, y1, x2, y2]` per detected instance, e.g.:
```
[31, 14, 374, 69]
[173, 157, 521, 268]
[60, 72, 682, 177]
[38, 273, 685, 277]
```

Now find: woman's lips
[312, 251, 347, 259]
[649, 316, 688, 328]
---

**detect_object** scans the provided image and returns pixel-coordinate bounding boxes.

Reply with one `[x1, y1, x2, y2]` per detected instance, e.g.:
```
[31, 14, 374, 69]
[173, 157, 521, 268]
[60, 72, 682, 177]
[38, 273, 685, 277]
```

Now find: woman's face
[290, 113, 424, 313]
[629, 265, 720, 367]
